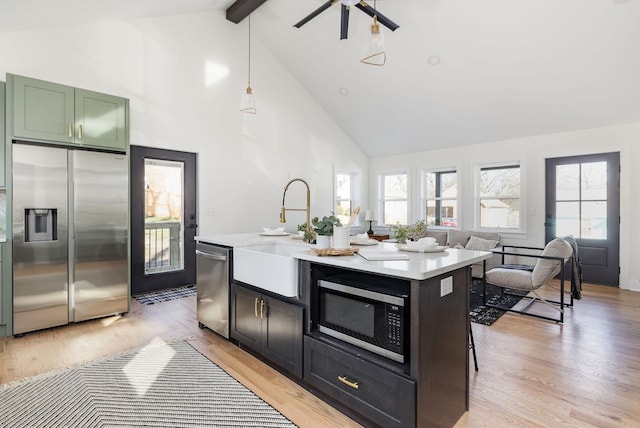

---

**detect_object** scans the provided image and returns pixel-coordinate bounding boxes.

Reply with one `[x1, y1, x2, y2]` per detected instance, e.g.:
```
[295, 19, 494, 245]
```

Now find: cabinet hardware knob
[68, 123, 73, 138]
[260, 299, 266, 319]
[78, 124, 83, 139]
[338, 375, 359, 390]
[254, 298, 259, 318]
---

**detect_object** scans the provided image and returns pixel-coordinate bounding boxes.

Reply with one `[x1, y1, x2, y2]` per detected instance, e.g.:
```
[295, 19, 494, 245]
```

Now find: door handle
[78, 124, 83, 139]
[260, 299, 266, 319]
[186, 223, 198, 229]
[254, 298, 259, 317]
[68, 123, 73, 138]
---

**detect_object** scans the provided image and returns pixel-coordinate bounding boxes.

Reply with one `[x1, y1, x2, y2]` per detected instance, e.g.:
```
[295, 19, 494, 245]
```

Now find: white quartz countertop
[196, 233, 492, 281]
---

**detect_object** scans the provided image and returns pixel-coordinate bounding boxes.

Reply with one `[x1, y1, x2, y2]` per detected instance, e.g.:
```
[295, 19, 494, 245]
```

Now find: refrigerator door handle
[195, 250, 227, 261]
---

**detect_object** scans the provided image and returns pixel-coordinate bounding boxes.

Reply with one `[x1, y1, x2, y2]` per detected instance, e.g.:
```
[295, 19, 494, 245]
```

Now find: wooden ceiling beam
[225, 0, 269, 23]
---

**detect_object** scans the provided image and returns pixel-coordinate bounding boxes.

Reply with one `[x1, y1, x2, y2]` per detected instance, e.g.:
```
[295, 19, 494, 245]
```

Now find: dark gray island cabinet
[294, 247, 491, 428]
[199, 234, 491, 428]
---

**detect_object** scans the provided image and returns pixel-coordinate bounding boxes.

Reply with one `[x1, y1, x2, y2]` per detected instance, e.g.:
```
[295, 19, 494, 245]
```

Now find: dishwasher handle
[195, 249, 228, 261]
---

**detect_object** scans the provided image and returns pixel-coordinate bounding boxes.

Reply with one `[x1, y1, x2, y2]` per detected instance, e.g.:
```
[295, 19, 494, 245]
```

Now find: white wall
[370, 123, 640, 291]
[0, 11, 368, 235]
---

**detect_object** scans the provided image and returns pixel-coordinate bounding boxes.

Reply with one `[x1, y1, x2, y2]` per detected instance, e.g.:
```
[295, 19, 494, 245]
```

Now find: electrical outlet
[440, 276, 453, 297]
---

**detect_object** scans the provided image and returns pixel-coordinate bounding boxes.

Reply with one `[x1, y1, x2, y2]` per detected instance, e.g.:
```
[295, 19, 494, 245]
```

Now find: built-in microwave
[317, 277, 408, 363]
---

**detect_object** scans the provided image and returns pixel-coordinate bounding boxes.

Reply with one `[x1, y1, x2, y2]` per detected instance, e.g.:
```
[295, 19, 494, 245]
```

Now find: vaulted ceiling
[2, 0, 639, 157]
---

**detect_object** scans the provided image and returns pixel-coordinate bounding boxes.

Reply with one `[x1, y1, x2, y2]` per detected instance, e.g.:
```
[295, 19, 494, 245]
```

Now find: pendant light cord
[247, 15, 251, 86]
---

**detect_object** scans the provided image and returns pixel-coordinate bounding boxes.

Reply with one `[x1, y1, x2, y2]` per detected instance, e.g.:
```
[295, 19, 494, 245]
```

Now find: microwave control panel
[387, 305, 403, 347]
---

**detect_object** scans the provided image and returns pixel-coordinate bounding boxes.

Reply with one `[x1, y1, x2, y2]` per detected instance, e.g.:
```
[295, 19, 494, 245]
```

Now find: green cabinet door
[75, 89, 127, 151]
[10, 74, 75, 144]
[1, 81, 5, 187]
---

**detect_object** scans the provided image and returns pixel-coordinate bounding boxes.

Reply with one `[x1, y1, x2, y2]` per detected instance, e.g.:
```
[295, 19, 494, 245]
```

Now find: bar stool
[469, 321, 478, 371]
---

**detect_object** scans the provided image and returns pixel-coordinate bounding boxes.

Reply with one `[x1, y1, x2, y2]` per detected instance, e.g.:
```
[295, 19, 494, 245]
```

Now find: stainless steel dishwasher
[196, 242, 231, 338]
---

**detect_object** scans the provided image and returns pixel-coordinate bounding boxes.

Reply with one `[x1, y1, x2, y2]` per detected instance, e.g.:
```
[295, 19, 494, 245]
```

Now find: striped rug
[0, 340, 297, 428]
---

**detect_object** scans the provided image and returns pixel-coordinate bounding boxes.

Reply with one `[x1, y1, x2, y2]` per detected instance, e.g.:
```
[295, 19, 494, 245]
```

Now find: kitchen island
[195, 234, 491, 427]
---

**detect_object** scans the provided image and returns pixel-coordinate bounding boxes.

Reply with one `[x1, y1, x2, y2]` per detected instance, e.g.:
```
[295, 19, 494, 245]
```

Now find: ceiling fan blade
[355, 1, 400, 32]
[340, 4, 350, 40]
[294, 0, 338, 28]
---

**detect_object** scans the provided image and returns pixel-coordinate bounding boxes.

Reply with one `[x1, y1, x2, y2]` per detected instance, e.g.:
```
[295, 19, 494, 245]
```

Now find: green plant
[389, 220, 427, 244]
[296, 222, 308, 232]
[312, 214, 342, 236]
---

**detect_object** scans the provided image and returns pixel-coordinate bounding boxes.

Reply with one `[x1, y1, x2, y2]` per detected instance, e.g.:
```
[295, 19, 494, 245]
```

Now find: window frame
[378, 170, 410, 226]
[334, 168, 360, 227]
[421, 167, 459, 228]
[474, 161, 525, 232]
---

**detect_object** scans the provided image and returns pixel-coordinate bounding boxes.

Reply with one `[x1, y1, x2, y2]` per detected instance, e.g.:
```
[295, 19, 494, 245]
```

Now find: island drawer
[304, 335, 415, 428]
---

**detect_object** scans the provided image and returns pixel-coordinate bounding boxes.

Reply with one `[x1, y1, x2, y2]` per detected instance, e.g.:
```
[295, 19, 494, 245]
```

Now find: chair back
[531, 238, 574, 288]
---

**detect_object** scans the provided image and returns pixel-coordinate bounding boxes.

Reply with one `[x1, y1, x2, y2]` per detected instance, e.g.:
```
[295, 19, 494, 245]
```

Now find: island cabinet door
[262, 297, 303, 379]
[230, 283, 262, 352]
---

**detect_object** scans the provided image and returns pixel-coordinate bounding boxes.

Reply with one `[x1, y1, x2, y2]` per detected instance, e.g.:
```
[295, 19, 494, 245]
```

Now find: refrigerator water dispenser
[25, 208, 57, 242]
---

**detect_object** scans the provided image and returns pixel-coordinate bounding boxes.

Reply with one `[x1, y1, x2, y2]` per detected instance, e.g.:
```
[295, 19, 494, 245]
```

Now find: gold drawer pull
[260, 300, 266, 319]
[68, 123, 73, 138]
[338, 375, 359, 390]
[78, 124, 83, 139]
[254, 298, 259, 317]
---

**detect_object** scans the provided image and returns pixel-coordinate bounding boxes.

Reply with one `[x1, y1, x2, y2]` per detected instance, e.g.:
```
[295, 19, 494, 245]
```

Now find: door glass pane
[581, 201, 607, 239]
[556, 201, 580, 237]
[581, 162, 607, 201]
[144, 159, 184, 274]
[554, 161, 608, 240]
[556, 164, 579, 200]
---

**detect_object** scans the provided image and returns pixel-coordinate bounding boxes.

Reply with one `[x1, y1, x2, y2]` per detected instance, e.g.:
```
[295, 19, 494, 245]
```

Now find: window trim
[334, 168, 361, 227]
[474, 160, 526, 232]
[378, 170, 410, 226]
[421, 167, 459, 229]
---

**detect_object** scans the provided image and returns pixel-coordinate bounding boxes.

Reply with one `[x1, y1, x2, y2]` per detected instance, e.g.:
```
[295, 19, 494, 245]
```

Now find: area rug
[0, 340, 297, 428]
[134, 284, 196, 305]
[469, 280, 528, 326]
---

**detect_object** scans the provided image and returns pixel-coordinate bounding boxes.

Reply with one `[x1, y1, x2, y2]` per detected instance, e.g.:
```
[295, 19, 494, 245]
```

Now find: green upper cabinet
[1, 81, 5, 187]
[75, 89, 127, 150]
[8, 74, 128, 151]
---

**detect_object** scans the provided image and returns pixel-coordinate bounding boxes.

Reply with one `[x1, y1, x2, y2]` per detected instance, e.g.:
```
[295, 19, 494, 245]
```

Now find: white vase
[333, 226, 351, 249]
[316, 235, 331, 249]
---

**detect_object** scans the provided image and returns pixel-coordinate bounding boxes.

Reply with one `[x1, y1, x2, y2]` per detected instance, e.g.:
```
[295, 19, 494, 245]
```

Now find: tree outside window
[425, 170, 457, 227]
[382, 173, 408, 225]
[479, 165, 520, 229]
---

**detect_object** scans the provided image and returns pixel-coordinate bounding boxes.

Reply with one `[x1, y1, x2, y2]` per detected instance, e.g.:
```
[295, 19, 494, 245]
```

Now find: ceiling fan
[294, 0, 399, 40]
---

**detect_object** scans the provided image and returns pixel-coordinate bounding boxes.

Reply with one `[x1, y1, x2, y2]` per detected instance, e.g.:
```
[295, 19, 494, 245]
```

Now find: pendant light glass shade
[240, 16, 256, 114]
[240, 84, 256, 114]
[341, 0, 360, 5]
[360, 16, 386, 66]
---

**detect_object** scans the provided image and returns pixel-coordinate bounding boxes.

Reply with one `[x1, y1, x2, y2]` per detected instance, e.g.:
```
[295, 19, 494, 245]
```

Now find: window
[479, 164, 520, 229]
[424, 169, 457, 227]
[381, 172, 408, 225]
[335, 172, 354, 225]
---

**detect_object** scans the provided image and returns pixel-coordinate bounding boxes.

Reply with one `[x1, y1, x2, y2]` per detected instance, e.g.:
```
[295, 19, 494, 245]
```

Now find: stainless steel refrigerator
[12, 143, 129, 335]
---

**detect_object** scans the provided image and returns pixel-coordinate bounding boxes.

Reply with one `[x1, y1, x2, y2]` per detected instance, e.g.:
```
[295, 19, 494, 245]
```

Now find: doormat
[469, 280, 528, 325]
[134, 285, 196, 305]
[0, 340, 297, 428]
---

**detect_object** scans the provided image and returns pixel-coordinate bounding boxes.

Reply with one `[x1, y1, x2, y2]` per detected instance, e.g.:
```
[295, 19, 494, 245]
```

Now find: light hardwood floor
[1, 282, 639, 427]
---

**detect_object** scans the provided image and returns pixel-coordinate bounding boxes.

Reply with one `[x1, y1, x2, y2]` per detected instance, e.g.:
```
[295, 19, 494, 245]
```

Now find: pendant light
[240, 15, 256, 114]
[360, 0, 386, 66]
